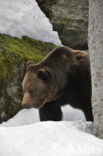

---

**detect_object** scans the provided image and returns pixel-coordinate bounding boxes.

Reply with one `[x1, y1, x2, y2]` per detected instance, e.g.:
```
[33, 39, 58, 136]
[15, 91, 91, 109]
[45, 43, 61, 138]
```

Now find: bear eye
[76, 55, 83, 61]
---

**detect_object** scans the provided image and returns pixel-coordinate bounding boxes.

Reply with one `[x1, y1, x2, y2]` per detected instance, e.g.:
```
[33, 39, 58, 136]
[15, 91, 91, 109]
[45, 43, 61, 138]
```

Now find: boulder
[36, 0, 88, 50]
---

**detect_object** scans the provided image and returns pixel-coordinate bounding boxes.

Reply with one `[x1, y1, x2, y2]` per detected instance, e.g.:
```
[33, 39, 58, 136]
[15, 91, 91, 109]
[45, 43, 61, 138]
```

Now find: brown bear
[22, 46, 93, 121]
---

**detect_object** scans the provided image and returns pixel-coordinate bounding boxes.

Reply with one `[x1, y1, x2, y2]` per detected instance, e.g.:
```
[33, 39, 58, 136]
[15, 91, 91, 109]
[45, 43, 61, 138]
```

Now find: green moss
[60, 18, 77, 27]
[0, 34, 56, 87]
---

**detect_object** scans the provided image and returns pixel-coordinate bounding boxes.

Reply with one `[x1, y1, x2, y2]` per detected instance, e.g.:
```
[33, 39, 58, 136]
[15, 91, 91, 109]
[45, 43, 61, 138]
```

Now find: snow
[0, 0, 61, 45]
[0, 105, 103, 156]
[0, 121, 103, 156]
[1, 105, 85, 127]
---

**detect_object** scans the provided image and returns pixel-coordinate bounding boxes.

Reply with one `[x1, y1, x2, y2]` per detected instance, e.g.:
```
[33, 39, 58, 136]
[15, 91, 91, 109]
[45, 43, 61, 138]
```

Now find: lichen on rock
[36, 0, 88, 50]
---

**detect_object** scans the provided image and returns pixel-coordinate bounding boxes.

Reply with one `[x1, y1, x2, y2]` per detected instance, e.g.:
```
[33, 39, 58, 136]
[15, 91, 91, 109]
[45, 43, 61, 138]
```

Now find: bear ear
[37, 68, 52, 82]
[26, 61, 35, 71]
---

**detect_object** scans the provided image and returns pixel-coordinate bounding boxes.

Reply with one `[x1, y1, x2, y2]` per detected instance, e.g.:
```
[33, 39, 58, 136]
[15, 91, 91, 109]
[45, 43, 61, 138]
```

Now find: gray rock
[0, 62, 25, 123]
[36, 0, 88, 50]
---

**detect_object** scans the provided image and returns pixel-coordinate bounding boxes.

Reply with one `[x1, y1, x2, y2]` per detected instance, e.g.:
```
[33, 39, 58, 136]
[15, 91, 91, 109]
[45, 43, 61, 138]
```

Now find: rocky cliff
[0, 34, 56, 122]
[36, 0, 88, 50]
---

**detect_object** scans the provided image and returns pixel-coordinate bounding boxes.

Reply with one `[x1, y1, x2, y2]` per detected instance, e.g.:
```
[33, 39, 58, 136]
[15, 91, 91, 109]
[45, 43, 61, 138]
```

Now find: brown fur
[22, 46, 93, 121]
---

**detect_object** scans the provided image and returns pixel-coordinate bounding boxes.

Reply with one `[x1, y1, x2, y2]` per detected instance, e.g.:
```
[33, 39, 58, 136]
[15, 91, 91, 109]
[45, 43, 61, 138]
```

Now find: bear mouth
[33, 98, 52, 109]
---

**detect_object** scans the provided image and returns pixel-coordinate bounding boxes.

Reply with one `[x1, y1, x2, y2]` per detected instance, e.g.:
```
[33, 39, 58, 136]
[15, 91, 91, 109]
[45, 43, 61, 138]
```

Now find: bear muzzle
[22, 103, 28, 109]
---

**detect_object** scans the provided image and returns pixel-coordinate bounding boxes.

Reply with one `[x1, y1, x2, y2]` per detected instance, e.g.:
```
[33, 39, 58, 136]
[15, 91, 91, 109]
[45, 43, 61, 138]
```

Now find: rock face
[36, 0, 88, 50]
[0, 34, 56, 123]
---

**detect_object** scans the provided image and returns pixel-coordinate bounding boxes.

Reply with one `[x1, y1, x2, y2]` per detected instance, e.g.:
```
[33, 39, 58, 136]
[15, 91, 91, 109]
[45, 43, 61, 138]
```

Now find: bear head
[22, 61, 59, 109]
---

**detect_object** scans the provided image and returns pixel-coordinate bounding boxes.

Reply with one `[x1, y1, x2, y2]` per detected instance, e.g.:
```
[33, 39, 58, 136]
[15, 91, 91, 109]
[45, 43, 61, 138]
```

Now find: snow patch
[1, 105, 85, 127]
[0, 0, 62, 45]
[0, 121, 103, 156]
[0, 105, 103, 156]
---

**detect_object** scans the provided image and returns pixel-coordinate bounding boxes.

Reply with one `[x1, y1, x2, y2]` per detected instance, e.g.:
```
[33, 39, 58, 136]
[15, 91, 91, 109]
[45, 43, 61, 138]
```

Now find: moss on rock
[0, 34, 57, 122]
[0, 34, 56, 86]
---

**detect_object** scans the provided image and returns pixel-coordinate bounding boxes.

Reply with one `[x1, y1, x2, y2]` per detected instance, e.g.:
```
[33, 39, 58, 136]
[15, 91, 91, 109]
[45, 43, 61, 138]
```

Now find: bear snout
[22, 92, 32, 108]
[22, 103, 27, 108]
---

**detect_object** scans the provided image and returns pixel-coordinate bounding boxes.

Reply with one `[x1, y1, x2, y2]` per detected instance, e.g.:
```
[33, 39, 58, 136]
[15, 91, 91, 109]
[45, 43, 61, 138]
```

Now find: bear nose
[22, 103, 27, 108]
